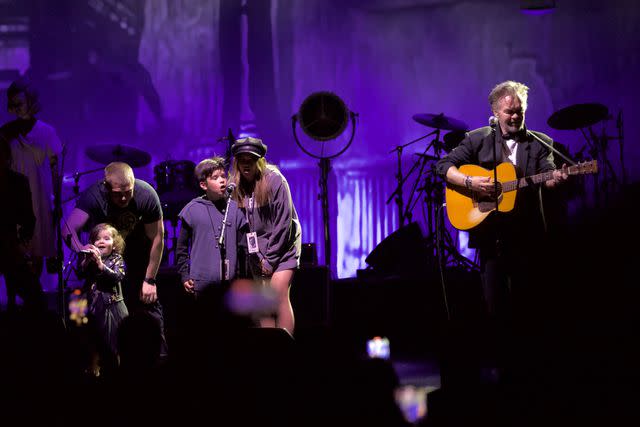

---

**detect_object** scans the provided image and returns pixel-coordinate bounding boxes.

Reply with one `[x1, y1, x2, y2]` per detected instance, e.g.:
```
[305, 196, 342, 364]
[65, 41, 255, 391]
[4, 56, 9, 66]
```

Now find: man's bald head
[104, 162, 135, 208]
[105, 162, 135, 187]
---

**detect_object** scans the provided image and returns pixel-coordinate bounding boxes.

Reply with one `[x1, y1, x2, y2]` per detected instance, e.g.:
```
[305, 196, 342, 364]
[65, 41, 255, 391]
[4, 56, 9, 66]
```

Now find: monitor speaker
[364, 222, 429, 278]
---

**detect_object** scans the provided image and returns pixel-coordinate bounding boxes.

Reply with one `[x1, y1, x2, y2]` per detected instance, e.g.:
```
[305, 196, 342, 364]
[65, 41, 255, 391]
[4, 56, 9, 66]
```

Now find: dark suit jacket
[435, 126, 556, 249]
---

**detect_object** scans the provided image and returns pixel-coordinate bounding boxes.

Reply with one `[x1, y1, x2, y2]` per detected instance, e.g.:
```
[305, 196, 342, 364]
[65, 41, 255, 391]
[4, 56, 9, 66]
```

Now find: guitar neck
[502, 162, 595, 192]
[503, 171, 554, 192]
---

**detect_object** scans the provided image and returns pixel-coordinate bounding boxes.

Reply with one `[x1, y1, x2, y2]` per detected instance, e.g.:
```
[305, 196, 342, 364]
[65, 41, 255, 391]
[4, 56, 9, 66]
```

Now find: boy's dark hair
[194, 157, 226, 182]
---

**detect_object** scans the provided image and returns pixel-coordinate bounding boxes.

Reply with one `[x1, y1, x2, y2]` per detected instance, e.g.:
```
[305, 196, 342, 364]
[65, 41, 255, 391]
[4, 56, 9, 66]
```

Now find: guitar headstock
[569, 160, 598, 175]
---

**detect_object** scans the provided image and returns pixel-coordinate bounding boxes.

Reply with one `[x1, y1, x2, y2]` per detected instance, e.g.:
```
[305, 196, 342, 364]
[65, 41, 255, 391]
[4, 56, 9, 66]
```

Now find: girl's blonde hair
[231, 157, 280, 208]
[89, 223, 125, 255]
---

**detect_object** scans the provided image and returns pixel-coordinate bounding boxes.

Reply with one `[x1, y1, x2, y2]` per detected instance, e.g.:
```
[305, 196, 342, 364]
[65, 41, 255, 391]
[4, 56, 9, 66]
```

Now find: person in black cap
[230, 137, 301, 334]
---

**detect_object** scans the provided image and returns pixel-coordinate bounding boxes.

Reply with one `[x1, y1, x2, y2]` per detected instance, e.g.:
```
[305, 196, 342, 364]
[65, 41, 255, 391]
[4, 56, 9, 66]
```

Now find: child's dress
[83, 252, 129, 360]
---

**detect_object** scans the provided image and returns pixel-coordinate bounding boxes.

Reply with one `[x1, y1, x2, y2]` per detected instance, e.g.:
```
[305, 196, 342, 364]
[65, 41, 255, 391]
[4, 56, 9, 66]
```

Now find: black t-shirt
[75, 179, 162, 276]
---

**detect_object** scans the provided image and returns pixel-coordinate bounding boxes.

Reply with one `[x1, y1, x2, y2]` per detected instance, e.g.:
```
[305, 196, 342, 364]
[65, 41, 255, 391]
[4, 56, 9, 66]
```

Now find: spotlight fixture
[292, 91, 357, 275]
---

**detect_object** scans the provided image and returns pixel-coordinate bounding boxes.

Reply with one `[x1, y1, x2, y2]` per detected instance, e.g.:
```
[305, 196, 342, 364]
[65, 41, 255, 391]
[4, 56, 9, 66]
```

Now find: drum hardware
[547, 102, 625, 202]
[62, 167, 104, 203]
[153, 159, 201, 267]
[412, 112, 469, 132]
[217, 128, 236, 162]
[85, 144, 152, 167]
[547, 103, 608, 130]
[386, 112, 477, 271]
[386, 129, 438, 227]
[388, 112, 469, 227]
[153, 159, 200, 209]
[442, 130, 466, 153]
[70, 167, 104, 194]
[161, 216, 181, 267]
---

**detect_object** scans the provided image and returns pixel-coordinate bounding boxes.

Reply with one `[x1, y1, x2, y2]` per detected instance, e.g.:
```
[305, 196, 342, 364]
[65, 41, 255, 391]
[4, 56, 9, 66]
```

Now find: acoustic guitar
[445, 160, 598, 230]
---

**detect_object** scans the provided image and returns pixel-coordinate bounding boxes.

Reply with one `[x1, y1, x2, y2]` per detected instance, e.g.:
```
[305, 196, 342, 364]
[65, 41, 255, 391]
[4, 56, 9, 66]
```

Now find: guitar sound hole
[474, 182, 503, 213]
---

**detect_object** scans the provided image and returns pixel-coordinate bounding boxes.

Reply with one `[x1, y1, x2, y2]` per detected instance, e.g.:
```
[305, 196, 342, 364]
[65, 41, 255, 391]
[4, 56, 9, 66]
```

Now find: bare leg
[254, 274, 276, 328]
[259, 315, 276, 328]
[270, 269, 295, 334]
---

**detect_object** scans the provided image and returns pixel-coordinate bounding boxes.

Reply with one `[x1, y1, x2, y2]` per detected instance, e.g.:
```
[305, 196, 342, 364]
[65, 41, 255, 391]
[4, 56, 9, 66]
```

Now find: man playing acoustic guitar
[435, 81, 572, 386]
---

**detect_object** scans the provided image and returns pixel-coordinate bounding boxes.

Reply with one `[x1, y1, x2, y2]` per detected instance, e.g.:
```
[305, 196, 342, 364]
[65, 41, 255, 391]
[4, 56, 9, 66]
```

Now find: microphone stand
[218, 190, 234, 284]
[491, 126, 501, 256]
[527, 130, 577, 166]
[52, 145, 67, 328]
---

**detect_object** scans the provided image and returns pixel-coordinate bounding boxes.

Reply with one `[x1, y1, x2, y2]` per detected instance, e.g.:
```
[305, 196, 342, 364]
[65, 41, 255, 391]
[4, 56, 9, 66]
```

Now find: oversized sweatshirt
[241, 168, 301, 274]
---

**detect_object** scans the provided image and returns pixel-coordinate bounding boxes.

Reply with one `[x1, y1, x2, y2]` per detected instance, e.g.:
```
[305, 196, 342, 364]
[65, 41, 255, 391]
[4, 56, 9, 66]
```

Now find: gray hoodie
[175, 196, 248, 293]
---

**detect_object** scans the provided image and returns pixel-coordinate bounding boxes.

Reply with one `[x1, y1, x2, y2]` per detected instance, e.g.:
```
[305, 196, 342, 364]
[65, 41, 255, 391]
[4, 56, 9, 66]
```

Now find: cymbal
[412, 113, 469, 131]
[85, 144, 152, 167]
[443, 130, 466, 152]
[547, 103, 608, 130]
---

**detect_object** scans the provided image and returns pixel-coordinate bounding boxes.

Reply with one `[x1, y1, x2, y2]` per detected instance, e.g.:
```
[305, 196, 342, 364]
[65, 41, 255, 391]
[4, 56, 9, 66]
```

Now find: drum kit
[386, 112, 476, 270]
[546, 102, 625, 200]
[387, 113, 469, 223]
[387, 101, 624, 270]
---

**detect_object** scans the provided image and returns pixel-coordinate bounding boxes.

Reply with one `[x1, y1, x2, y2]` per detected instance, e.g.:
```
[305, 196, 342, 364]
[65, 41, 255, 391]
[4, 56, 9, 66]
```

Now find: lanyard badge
[247, 232, 259, 254]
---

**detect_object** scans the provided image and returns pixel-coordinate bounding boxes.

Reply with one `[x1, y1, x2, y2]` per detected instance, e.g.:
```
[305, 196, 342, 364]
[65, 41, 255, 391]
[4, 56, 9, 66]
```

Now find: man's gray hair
[488, 81, 529, 112]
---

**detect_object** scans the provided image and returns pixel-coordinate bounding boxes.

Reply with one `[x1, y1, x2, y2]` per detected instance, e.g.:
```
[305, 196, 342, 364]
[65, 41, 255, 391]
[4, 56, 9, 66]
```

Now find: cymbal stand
[419, 164, 444, 239]
[433, 177, 479, 271]
[404, 127, 452, 230]
[69, 167, 104, 194]
[581, 125, 618, 204]
[402, 131, 478, 271]
[386, 129, 437, 226]
[616, 110, 627, 186]
[402, 130, 442, 224]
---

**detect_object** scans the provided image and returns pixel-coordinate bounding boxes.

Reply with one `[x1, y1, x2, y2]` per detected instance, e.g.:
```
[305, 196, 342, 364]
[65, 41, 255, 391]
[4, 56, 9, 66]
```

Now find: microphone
[219, 183, 237, 246]
[488, 116, 498, 127]
[225, 182, 236, 196]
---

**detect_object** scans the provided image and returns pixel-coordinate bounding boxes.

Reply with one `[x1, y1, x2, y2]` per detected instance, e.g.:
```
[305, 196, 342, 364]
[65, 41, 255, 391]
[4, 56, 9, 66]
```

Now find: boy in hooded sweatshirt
[175, 157, 249, 299]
